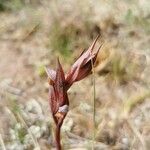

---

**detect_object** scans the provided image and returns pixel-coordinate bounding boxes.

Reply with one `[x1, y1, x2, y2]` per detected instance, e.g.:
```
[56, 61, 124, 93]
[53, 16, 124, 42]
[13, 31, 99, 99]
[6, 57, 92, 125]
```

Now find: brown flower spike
[46, 35, 101, 150]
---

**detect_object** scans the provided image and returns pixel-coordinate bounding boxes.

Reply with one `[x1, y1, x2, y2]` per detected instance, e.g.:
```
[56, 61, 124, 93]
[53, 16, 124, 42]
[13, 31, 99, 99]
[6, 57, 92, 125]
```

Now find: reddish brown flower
[46, 59, 69, 149]
[46, 36, 101, 150]
[65, 35, 101, 89]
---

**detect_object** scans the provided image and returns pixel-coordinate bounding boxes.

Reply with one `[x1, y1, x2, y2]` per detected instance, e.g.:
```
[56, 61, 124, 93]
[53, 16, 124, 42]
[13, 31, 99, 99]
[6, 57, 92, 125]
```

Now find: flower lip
[58, 105, 69, 113]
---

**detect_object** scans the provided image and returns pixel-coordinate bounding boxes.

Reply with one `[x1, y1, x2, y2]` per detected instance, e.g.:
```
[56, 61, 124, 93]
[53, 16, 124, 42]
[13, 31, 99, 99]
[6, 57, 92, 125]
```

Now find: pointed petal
[55, 58, 68, 106]
[78, 35, 100, 61]
[87, 34, 100, 53]
[80, 35, 100, 59]
[49, 86, 57, 114]
[71, 35, 100, 69]
[87, 44, 102, 63]
[56, 58, 65, 81]
[92, 44, 103, 64]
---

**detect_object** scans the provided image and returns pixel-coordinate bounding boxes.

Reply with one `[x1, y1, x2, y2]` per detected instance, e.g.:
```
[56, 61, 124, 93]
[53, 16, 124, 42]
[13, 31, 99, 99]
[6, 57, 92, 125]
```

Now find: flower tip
[89, 34, 100, 53]
[56, 57, 66, 82]
[95, 34, 100, 40]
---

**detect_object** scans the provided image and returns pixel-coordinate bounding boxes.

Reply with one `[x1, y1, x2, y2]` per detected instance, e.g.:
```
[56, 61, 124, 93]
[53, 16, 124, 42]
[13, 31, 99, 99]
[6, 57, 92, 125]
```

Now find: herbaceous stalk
[46, 35, 101, 150]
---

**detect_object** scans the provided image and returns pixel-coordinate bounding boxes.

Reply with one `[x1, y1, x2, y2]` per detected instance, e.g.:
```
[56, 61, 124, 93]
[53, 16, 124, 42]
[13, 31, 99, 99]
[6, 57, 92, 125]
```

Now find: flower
[65, 35, 101, 89]
[46, 59, 69, 126]
[46, 35, 101, 149]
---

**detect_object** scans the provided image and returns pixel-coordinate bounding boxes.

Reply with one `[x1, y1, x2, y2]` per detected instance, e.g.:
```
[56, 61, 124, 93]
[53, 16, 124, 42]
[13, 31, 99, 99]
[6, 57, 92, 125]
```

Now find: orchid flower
[46, 35, 101, 150]
[46, 59, 69, 149]
[65, 35, 101, 89]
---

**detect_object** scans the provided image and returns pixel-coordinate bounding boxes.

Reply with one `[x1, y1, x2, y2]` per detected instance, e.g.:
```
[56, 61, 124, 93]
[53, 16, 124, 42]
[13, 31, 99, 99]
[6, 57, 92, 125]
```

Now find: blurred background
[0, 0, 150, 149]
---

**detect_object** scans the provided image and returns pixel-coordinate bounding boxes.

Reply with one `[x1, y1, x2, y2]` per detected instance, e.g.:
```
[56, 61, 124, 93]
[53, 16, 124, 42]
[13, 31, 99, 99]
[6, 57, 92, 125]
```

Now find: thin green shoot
[91, 52, 96, 150]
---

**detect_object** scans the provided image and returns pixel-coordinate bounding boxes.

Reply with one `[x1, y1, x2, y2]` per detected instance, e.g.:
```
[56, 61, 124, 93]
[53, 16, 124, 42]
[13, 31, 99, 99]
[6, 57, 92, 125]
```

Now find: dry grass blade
[16, 113, 41, 150]
[5, 105, 41, 150]
[126, 119, 146, 150]
[66, 132, 108, 149]
[0, 133, 6, 150]
[123, 90, 150, 117]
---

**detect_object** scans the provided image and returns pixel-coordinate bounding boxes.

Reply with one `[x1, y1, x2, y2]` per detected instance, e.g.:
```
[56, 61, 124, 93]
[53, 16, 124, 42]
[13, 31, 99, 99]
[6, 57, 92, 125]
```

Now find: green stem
[91, 59, 96, 150]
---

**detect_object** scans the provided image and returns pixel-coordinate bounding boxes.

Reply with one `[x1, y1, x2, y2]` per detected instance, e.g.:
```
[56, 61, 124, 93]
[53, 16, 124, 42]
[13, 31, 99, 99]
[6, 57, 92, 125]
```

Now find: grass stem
[91, 54, 96, 150]
[0, 133, 6, 150]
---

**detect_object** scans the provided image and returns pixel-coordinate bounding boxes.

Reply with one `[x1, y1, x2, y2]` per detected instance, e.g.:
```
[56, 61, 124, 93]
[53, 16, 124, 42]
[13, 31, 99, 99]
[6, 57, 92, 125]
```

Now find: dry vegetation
[0, 0, 150, 149]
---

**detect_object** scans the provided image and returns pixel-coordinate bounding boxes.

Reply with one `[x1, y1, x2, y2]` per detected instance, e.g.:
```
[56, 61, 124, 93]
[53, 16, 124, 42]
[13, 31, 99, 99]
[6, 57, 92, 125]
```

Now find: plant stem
[91, 58, 96, 150]
[55, 125, 61, 150]
[93, 68, 96, 150]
